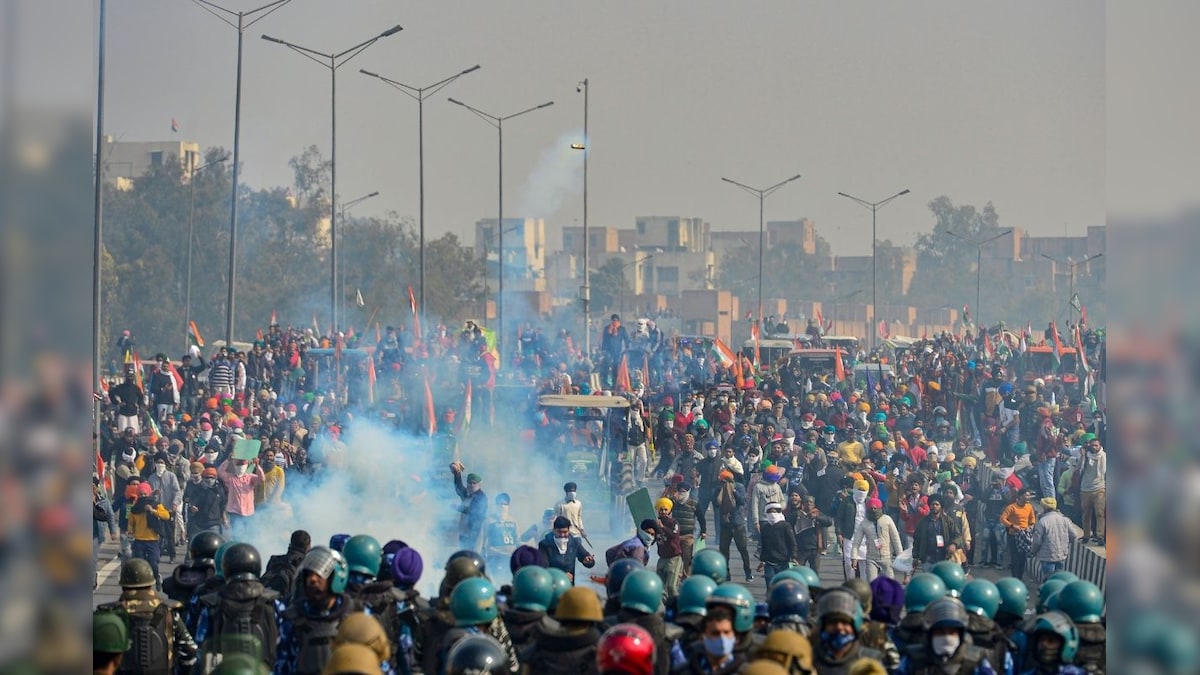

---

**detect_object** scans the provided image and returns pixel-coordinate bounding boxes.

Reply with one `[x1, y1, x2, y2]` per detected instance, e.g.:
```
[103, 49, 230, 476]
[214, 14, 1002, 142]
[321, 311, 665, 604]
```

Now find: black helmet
[767, 580, 811, 623]
[606, 558, 645, 598]
[189, 531, 224, 566]
[445, 634, 508, 675]
[221, 542, 263, 582]
[447, 550, 487, 577]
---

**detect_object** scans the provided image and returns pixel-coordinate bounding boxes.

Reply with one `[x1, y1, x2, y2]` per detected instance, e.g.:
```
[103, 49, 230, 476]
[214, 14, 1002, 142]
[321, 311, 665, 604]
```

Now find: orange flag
[834, 348, 846, 383]
[424, 375, 437, 437]
[616, 354, 632, 392]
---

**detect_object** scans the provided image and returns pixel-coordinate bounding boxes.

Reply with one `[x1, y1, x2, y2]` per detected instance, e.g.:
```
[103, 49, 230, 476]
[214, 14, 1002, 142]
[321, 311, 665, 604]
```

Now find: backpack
[902, 642, 988, 674]
[114, 604, 173, 675]
[351, 582, 412, 672]
[199, 584, 280, 670]
[94, 498, 110, 522]
[284, 599, 353, 675]
[262, 553, 300, 601]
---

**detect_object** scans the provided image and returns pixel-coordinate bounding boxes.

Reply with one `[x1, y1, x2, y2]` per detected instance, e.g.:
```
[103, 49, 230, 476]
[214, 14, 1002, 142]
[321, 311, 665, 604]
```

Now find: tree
[590, 258, 630, 312]
[714, 236, 832, 312]
[907, 196, 1004, 311]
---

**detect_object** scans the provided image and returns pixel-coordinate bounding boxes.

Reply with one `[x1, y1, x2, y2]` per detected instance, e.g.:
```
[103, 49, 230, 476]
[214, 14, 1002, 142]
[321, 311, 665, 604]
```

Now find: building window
[658, 267, 679, 283]
[637, 220, 646, 235]
[150, 151, 163, 166]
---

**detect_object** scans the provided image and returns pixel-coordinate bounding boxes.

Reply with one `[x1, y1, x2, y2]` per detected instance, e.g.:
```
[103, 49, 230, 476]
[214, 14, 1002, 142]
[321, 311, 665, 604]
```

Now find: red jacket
[898, 493, 930, 536]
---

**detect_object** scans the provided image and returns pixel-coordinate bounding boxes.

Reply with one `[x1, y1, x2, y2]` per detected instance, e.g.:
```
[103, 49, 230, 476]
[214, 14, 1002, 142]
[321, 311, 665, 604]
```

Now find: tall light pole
[262, 23, 403, 333]
[947, 228, 1012, 330]
[337, 190, 380, 323]
[94, 0, 107, 445]
[836, 188, 910, 348]
[448, 96, 555, 362]
[359, 65, 481, 315]
[184, 155, 230, 353]
[572, 78, 590, 356]
[191, 0, 292, 347]
[721, 173, 803, 335]
[1042, 252, 1103, 323]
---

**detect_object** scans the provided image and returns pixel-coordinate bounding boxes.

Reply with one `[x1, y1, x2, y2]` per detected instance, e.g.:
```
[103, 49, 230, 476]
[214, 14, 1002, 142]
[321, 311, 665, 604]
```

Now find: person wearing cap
[1027, 497, 1078, 580]
[450, 462, 489, 552]
[554, 482, 588, 541]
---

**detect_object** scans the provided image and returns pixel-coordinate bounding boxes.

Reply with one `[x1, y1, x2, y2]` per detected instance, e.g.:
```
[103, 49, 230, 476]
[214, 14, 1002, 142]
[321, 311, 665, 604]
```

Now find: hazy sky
[87, 1, 1103, 255]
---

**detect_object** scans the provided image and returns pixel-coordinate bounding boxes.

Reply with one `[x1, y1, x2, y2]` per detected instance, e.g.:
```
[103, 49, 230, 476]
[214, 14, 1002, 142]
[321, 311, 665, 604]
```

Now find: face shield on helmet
[299, 546, 349, 594]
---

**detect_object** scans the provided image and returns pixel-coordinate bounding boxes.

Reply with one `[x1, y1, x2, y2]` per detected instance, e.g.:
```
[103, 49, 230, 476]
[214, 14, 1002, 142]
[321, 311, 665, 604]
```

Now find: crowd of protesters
[93, 313, 1107, 674]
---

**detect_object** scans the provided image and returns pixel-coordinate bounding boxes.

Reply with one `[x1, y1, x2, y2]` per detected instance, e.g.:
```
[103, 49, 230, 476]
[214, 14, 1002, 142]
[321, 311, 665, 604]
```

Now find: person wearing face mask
[836, 478, 873, 581]
[146, 451, 184, 562]
[555, 482, 588, 541]
[913, 495, 965, 573]
[811, 588, 884, 673]
[818, 426, 839, 455]
[849, 498, 903, 582]
[895, 598, 995, 675]
[538, 516, 596, 585]
[756, 503, 797, 588]
[185, 466, 228, 537]
[217, 456, 265, 539]
[679, 585, 757, 675]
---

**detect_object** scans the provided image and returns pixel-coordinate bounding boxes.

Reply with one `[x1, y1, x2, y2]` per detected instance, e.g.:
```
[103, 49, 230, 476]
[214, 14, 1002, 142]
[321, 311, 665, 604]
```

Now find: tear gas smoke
[516, 130, 585, 220]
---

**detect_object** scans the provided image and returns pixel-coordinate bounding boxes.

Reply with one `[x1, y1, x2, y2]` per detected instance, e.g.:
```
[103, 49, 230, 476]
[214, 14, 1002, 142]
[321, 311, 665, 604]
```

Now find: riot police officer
[96, 558, 198, 674]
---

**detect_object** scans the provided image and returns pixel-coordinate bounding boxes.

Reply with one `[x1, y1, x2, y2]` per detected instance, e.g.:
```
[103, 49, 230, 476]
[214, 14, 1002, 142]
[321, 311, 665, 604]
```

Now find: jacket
[850, 514, 903, 562]
[912, 512, 963, 563]
[537, 533, 595, 580]
[758, 519, 797, 566]
[129, 498, 172, 542]
[1028, 510, 1079, 562]
[1078, 449, 1106, 492]
[751, 480, 786, 526]
[715, 481, 748, 527]
[518, 623, 601, 675]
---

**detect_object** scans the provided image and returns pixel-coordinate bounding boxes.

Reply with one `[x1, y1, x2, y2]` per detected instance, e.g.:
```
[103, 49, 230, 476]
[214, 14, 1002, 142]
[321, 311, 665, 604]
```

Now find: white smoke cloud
[515, 129, 585, 219]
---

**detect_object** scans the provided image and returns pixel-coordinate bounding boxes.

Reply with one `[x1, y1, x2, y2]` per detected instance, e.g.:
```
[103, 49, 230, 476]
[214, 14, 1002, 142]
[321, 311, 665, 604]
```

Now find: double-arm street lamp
[338, 190, 380, 322]
[720, 173, 803, 335]
[184, 155, 230, 352]
[360, 64, 481, 315]
[191, 0, 292, 346]
[262, 23, 403, 333]
[448, 96, 555, 361]
[1042, 252, 1103, 322]
[836, 188, 910, 348]
[948, 228, 1013, 329]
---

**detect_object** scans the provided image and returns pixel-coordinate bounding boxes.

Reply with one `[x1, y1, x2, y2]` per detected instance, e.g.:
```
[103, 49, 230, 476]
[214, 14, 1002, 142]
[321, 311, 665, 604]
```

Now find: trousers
[719, 522, 752, 577]
[656, 556, 682, 600]
[132, 539, 162, 584]
[1081, 489, 1105, 538]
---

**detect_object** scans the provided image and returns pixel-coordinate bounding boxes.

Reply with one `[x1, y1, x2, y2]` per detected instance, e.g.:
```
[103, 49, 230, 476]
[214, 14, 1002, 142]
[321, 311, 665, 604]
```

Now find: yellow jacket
[128, 502, 171, 541]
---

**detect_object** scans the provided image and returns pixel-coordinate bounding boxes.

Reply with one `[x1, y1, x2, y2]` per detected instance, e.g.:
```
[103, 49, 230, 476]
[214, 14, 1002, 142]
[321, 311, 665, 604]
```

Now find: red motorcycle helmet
[597, 623, 656, 675]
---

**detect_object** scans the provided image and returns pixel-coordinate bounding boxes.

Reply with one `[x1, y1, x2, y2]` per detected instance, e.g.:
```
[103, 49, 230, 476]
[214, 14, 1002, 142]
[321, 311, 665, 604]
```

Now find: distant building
[765, 218, 818, 254]
[101, 137, 201, 190]
[474, 217, 547, 289]
[631, 216, 710, 253]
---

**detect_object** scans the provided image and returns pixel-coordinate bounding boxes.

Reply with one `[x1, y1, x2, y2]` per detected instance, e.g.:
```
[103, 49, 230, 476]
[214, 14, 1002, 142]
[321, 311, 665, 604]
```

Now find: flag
[146, 414, 162, 446]
[132, 352, 144, 392]
[877, 320, 890, 340]
[1080, 306, 1088, 326]
[355, 288, 365, 308]
[407, 286, 422, 342]
[1049, 322, 1064, 369]
[1018, 331, 1027, 355]
[921, 328, 929, 340]
[1075, 324, 1090, 373]
[367, 355, 376, 405]
[166, 362, 184, 391]
[170, 117, 179, 133]
[460, 381, 473, 433]
[813, 307, 825, 335]
[713, 338, 737, 369]
[834, 348, 846, 383]
[312, 313, 321, 337]
[983, 332, 995, 359]
[616, 354, 632, 392]
[375, 322, 382, 344]
[751, 322, 761, 368]
[188, 321, 205, 347]
[256, 328, 265, 341]
[423, 375, 437, 437]
[1070, 293, 1082, 313]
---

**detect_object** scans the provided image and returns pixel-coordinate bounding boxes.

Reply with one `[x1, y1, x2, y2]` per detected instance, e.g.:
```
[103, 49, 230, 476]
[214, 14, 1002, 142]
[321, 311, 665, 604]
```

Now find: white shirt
[555, 498, 585, 536]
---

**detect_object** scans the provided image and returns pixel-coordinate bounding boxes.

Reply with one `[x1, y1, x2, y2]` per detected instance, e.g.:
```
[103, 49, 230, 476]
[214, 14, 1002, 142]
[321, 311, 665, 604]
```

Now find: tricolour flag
[188, 321, 205, 347]
[460, 380, 473, 433]
[407, 286, 422, 342]
[270, 310, 278, 326]
[751, 322, 761, 368]
[170, 117, 179, 133]
[813, 307, 825, 335]
[1050, 322, 1064, 370]
[713, 338, 737, 369]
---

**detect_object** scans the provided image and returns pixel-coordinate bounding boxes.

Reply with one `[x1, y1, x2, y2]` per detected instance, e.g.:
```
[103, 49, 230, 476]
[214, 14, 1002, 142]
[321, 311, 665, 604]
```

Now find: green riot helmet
[923, 597, 969, 631]
[93, 609, 132, 653]
[1057, 580, 1104, 624]
[511, 566, 554, 613]
[449, 577, 498, 627]
[342, 535, 382, 577]
[791, 565, 822, 595]
[300, 546, 350, 594]
[1032, 610, 1079, 663]
[691, 549, 728, 584]
[119, 558, 156, 589]
[816, 588, 863, 633]
[606, 558, 644, 598]
[930, 561, 967, 598]
[768, 569, 807, 589]
[995, 578, 1029, 620]
[841, 579, 872, 614]
[546, 568, 571, 611]
[619, 570, 664, 615]
[1036, 579, 1068, 613]
[213, 541, 235, 581]
[677, 576, 717, 616]
[904, 573, 947, 613]
[961, 579, 1001, 620]
[708, 583, 756, 633]
[1046, 571, 1079, 585]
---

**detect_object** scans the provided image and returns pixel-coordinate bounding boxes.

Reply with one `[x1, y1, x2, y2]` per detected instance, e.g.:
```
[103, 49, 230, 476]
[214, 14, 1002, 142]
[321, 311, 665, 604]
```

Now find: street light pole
[94, 0, 107, 444]
[836, 189, 910, 349]
[192, 0, 292, 347]
[948, 228, 1013, 329]
[574, 78, 590, 356]
[262, 24, 403, 334]
[184, 156, 230, 353]
[337, 190, 380, 324]
[1042, 252, 1103, 323]
[448, 96, 555, 362]
[360, 65, 481, 315]
[721, 174, 803, 337]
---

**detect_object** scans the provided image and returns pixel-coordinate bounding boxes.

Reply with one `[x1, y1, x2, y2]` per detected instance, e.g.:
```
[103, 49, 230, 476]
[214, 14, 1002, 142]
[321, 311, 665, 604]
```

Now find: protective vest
[902, 641, 989, 675]
[893, 611, 926, 650]
[1075, 622, 1106, 674]
[111, 603, 173, 675]
[966, 614, 1013, 671]
[283, 596, 355, 675]
[199, 580, 280, 669]
[349, 580, 415, 672]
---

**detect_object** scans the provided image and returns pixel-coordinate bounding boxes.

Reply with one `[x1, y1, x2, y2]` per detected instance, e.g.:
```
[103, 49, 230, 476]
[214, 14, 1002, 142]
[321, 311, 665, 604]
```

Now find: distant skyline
[91, 1, 1101, 256]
